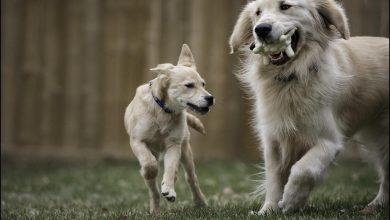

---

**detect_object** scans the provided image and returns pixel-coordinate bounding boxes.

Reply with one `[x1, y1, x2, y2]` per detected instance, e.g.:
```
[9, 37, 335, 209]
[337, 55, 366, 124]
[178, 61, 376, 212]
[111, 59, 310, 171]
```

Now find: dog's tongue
[270, 52, 283, 59]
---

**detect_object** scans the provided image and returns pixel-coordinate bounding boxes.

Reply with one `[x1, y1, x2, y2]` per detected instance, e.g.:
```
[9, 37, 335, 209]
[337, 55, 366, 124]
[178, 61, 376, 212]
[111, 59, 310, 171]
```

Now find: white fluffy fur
[229, 0, 389, 215]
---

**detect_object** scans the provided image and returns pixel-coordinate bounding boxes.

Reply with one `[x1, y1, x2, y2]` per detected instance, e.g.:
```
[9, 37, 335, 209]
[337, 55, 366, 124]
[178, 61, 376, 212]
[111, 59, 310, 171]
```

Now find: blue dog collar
[149, 81, 174, 114]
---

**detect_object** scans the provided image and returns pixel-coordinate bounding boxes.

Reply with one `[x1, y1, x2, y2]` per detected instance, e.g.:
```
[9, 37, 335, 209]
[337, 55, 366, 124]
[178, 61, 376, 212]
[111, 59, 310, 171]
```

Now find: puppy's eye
[280, 4, 291, 10]
[255, 9, 261, 16]
[202, 82, 205, 87]
[185, 83, 195, 88]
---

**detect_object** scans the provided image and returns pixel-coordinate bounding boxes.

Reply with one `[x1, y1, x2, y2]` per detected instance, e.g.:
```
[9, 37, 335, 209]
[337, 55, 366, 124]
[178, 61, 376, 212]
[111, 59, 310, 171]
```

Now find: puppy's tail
[186, 113, 206, 135]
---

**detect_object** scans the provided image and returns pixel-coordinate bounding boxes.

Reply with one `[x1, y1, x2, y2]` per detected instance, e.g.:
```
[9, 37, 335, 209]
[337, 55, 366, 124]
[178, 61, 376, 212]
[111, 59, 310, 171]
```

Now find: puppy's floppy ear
[150, 63, 175, 75]
[229, 2, 254, 54]
[150, 64, 173, 100]
[177, 44, 197, 70]
[317, 0, 350, 39]
[153, 73, 170, 100]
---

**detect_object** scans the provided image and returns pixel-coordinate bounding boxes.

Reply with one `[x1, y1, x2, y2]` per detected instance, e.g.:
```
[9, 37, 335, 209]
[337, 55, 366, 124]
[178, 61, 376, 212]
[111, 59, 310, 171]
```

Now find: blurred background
[1, 0, 389, 161]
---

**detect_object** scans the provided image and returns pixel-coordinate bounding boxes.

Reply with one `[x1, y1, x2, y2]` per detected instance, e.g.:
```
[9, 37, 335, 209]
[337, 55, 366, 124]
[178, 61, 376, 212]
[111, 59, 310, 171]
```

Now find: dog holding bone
[229, 0, 389, 215]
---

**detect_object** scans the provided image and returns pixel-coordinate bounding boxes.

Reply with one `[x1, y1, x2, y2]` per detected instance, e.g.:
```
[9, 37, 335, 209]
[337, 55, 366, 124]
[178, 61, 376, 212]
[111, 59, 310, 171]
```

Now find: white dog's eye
[202, 82, 205, 87]
[255, 9, 261, 16]
[280, 4, 292, 10]
[185, 83, 195, 88]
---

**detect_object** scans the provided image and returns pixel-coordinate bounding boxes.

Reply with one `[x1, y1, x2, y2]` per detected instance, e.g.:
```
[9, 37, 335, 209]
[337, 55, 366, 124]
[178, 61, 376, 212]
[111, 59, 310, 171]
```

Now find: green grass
[1, 157, 388, 219]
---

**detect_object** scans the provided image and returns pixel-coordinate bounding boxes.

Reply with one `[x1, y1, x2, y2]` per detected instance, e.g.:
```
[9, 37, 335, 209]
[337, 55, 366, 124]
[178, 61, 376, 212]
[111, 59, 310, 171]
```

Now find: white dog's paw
[277, 200, 289, 213]
[278, 183, 311, 213]
[279, 170, 314, 213]
[277, 193, 307, 213]
[258, 201, 280, 215]
[360, 193, 389, 214]
[367, 192, 389, 207]
[161, 183, 176, 202]
[277, 199, 302, 213]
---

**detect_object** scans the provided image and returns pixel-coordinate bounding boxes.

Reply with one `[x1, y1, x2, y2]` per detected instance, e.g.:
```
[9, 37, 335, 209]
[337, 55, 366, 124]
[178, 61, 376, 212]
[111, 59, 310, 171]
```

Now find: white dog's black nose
[205, 95, 214, 106]
[255, 23, 272, 40]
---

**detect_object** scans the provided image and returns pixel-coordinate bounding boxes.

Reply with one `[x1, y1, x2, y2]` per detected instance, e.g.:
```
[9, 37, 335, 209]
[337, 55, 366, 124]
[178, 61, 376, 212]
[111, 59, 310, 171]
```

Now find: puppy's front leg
[130, 139, 160, 213]
[279, 139, 342, 213]
[161, 139, 182, 202]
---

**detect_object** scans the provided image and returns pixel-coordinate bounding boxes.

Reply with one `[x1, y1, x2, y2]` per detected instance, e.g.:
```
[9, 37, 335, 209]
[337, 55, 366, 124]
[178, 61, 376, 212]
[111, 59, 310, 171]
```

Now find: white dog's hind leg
[369, 161, 389, 207]
[130, 139, 160, 213]
[181, 141, 207, 207]
[366, 141, 389, 210]
[258, 142, 285, 215]
[278, 139, 342, 213]
[361, 153, 388, 214]
[355, 122, 389, 213]
[161, 143, 181, 202]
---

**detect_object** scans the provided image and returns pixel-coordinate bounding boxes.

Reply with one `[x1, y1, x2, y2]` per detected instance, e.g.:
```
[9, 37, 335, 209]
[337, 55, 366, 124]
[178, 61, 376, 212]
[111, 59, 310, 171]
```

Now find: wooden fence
[1, 0, 388, 160]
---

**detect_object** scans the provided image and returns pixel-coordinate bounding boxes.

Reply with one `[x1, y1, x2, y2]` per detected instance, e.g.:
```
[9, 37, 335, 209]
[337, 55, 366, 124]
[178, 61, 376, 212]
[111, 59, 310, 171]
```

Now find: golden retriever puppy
[229, 0, 388, 215]
[124, 44, 213, 213]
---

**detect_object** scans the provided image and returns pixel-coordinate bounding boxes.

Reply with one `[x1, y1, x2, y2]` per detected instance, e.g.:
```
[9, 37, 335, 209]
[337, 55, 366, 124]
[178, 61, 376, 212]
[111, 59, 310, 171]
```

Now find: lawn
[1, 157, 388, 220]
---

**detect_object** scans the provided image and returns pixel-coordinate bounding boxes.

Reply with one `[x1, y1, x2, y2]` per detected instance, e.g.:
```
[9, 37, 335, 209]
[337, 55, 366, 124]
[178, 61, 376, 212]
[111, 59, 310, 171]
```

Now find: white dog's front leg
[278, 139, 341, 213]
[259, 143, 286, 215]
[161, 143, 181, 202]
[259, 170, 284, 215]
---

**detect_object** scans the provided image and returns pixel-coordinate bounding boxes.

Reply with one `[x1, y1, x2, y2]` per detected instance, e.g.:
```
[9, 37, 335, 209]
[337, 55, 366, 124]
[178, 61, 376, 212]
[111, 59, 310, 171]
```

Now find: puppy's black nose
[205, 95, 214, 106]
[255, 23, 272, 39]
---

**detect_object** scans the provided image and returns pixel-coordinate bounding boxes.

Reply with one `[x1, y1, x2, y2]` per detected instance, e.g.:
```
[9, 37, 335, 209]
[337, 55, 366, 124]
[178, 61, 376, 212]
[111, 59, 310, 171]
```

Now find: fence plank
[118, 1, 151, 155]
[62, 0, 84, 149]
[101, 0, 133, 153]
[146, 0, 162, 79]
[82, 0, 102, 149]
[15, 0, 45, 147]
[41, 0, 66, 148]
[1, 0, 25, 151]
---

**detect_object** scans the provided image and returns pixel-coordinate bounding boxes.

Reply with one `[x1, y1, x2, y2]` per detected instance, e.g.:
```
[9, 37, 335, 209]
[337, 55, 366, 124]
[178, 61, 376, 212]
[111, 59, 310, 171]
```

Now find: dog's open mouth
[187, 103, 209, 115]
[251, 28, 300, 66]
[269, 30, 299, 65]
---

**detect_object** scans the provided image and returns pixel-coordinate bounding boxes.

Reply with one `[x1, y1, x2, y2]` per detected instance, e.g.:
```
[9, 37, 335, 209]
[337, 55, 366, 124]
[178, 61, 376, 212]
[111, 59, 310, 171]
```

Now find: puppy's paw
[194, 196, 208, 207]
[161, 190, 176, 202]
[149, 206, 160, 214]
[258, 201, 280, 215]
[161, 183, 176, 202]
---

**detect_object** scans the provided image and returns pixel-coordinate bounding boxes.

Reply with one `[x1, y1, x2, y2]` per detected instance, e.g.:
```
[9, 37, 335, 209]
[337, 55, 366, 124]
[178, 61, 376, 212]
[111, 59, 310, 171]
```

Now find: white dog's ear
[229, 3, 254, 54]
[317, 0, 350, 39]
[150, 63, 175, 75]
[177, 44, 197, 70]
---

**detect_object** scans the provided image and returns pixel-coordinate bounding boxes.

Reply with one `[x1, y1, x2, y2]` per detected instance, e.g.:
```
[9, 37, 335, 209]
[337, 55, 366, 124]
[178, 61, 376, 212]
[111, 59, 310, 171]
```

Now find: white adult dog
[229, 0, 389, 215]
[124, 44, 213, 213]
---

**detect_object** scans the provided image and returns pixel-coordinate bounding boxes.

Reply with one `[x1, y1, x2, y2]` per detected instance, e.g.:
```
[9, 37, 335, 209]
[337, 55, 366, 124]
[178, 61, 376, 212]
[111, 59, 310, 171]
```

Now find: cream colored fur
[124, 44, 213, 213]
[229, 0, 389, 215]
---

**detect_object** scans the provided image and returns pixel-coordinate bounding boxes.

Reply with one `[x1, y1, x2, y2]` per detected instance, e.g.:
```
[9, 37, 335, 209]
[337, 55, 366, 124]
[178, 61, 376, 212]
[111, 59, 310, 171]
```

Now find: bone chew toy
[252, 27, 297, 65]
